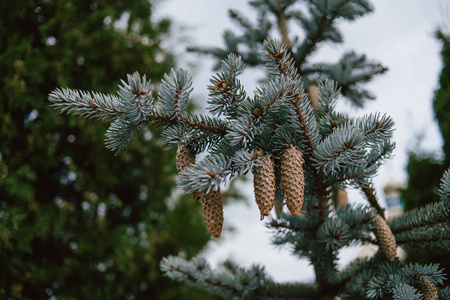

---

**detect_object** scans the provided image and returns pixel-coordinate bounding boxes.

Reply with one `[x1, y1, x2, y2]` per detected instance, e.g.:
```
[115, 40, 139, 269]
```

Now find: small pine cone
[253, 154, 276, 217]
[281, 146, 305, 215]
[176, 145, 202, 201]
[373, 215, 396, 262]
[201, 189, 224, 238]
[417, 279, 438, 300]
[176, 144, 195, 173]
[336, 189, 349, 209]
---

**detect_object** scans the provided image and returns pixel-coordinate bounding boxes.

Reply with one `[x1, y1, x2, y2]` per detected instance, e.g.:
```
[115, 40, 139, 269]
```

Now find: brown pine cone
[336, 189, 349, 209]
[281, 146, 305, 215]
[253, 154, 276, 217]
[373, 215, 396, 262]
[176, 144, 195, 173]
[201, 189, 224, 238]
[176, 144, 201, 201]
[417, 279, 438, 300]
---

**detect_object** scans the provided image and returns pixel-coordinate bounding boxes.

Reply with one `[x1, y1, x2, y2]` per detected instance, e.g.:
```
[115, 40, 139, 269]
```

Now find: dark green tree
[400, 29, 450, 281]
[47, 0, 450, 296]
[0, 1, 212, 299]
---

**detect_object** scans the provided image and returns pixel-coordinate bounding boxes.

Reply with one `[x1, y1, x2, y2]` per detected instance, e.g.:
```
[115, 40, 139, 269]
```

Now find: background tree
[400, 29, 450, 281]
[0, 1, 214, 299]
[48, 1, 450, 299]
[189, 0, 387, 108]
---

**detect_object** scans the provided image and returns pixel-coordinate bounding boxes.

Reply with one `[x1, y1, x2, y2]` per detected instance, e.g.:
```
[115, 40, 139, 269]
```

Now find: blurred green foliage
[401, 29, 450, 281]
[0, 1, 213, 299]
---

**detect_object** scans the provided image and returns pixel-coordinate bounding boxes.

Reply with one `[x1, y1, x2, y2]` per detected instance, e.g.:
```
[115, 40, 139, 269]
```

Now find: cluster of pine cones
[175, 144, 399, 269]
[176, 145, 305, 238]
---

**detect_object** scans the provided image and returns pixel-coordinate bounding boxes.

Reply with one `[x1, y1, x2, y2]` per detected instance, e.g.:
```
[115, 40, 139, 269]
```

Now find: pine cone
[417, 279, 438, 300]
[176, 145, 201, 201]
[336, 189, 349, 209]
[201, 189, 224, 238]
[253, 154, 276, 217]
[281, 146, 305, 215]
[176, 144, 195, 173]
[373, 215, 396, 262]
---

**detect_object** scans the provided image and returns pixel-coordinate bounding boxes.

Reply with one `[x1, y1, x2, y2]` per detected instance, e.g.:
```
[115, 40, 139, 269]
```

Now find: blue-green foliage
[50, 39, 393, 195]
[50, 37, 450, 298]
[190, 0, 387, 107]
[440, 168, 450, 206]
[366, 263, 445, 299]
[160, 255, 318, 299]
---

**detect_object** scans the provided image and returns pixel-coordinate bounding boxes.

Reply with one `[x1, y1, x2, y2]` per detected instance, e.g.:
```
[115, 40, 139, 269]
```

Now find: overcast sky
[157, 0, 448, 282]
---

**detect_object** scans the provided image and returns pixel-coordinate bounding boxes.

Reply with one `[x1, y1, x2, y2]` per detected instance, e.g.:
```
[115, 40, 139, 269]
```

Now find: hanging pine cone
[417, 279, 438, 300]
[176, 144, 201, 201]
[176, 144, 195, 173]
[335, 189, 349, 209]
[373, 215, 396, 262]
[201, 189, 224, 238]
[281, 146, 305, 215]
[253, 153, 276, 217]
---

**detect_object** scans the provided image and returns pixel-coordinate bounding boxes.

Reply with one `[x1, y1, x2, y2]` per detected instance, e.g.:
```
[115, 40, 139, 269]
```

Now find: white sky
[156, 0, 448, 282]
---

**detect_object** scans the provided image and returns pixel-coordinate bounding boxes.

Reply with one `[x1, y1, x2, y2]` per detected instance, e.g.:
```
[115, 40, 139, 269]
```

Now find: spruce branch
[292, 0, 374, 72]
[262, 39, 321, 152]
[177, 154, 232, 194]
[317, 111, 348, 139]
[231, 149, 261, 174]
[336, 203, 374, 228]
[262, 38, 298, 79]
[391, 283, 422, 300]
[312, 124, 366, 172]
[229, 9, 253, 31]
[330, 257, 376, 295]
[317, 217, 353, 251]
[191, 0, 385, 107]
[268, 213, 318, 235]
[290, 91, 321, 152]
[105, 117, 142, 153]
[48, 88, 125, 120]
[398, 236, 450, 254]
[293, 0, 346, 69]
[157, 68, 193, 118]
[365, 263, 446, 299]
[353, 112, 395, 144]
[315, 79, 341, 119]
[161, 255, 318, 299]
[226, 115, 260, 147]
[324, 52, 388, 107]
[439, 286, 450, 299]
[117, 72, 154, 124]
[389, 202, 450, 235]
[389, 169, 450, 243]
[439, 167, 450, 206]
[149, 110, 229, 136]
[365, 140, 396, 170]
[207, 53, 247, 119]
[394, 222, 450, 252]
